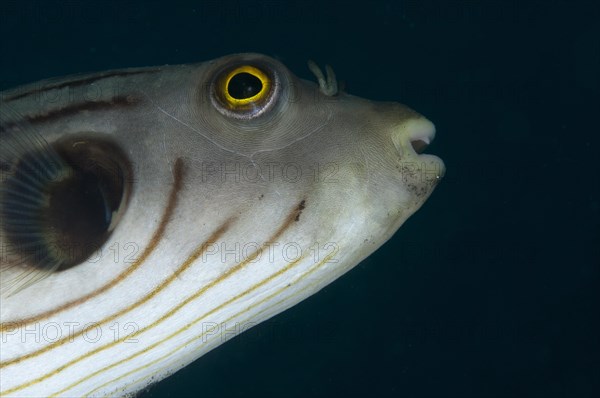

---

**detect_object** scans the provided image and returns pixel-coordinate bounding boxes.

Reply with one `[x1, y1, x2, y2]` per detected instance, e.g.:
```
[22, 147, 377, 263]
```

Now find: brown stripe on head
[267, 199, 307, 245]
[2, 69, 161, 102]
[29, 95, 141, 125]
[295, 199, 306, 222]
[0, 95, 142, 132]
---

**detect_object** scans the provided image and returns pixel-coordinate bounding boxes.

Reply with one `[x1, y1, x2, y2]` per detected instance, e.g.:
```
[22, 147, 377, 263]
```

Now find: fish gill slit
[0, 157, 185, 332]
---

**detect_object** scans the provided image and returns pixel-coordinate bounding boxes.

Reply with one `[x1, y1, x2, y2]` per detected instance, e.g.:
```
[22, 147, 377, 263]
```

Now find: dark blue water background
[1, 1, 598, 397]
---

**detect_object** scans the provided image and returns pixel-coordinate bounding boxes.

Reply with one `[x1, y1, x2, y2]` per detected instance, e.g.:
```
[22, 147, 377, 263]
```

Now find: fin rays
[0, 101, 69, 297]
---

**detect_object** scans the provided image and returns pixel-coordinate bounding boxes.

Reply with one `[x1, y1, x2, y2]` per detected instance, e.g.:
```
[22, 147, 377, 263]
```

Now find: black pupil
[228, 72, 263, 99]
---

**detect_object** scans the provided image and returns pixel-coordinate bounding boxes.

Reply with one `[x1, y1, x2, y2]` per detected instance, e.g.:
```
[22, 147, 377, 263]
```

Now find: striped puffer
[0, 53, 444, 397]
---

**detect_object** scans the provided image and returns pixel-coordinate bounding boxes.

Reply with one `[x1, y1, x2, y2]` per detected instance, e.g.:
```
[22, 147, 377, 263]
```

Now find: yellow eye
[212, 63, 278, 119]
[220, 65, 270, 106]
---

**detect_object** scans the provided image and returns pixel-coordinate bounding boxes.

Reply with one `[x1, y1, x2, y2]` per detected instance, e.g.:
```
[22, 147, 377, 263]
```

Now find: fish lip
[408, 118, 436, 154]
[394, 118, 446, 179]
[411, 120, 445, 178]
[393, 117, 437, 157]
[417, 153, 446, 179]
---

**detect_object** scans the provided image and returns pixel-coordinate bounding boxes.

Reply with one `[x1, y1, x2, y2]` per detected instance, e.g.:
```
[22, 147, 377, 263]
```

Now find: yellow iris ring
[220, 65, 271, 107]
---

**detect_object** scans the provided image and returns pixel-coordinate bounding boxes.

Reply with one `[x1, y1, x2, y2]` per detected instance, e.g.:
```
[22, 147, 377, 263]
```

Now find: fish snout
[391, 117, 446, 180]
[394, 117, 436, 155]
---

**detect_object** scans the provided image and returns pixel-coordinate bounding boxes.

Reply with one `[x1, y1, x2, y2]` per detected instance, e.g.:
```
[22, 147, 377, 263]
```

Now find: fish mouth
[407, 118, 436, 155]
[394, 118, 446, 179]
[411, 139, 430, 154]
